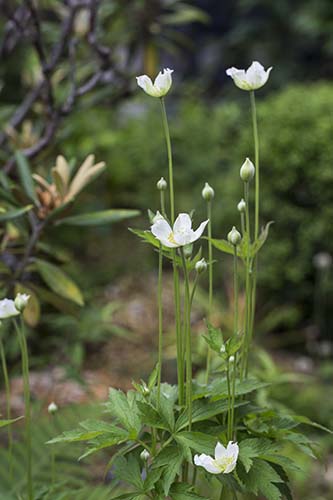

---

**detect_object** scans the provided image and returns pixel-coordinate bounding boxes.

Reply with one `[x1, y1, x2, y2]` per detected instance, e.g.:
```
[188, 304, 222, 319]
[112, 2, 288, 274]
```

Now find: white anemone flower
[194, 441, 239, 475]
[136, 68, 173, 97]
[226, 61, 272, 91]
[0, 298, 20, 319]
[151, 213, 208, 248]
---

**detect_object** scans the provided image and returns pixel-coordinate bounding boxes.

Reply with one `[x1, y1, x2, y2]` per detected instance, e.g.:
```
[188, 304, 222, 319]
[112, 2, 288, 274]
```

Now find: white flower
[226, 61, 272, 91]
[194, 441, 239, 474]
[0, 298, 20, 319]
[136, 68, 174, 98]
[14, 293, 30, 312]
[48, 402, 58, 414]
[151, 213, 208, 248]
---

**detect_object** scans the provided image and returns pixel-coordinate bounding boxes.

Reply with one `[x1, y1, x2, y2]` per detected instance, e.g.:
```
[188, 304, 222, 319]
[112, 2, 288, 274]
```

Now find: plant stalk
[205, 199, 213, 383]
[0, 333, 13, 479]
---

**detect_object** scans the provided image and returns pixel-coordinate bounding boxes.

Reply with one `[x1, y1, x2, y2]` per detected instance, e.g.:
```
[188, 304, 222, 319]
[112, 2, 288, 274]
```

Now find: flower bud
[202, 182, 215, 201]
[140, 449, 150, 461]
[152, 210, 164, 224]
[195, 258, 207, 274]
[237, 199, 246, 213]
[142, 382, 150, 396]
[229, 356, 235, 363]
[227, 227, 242, 246]
[240, 158, 255, 182]
[157, 177, 167, 191]
[48, 402, 58, 414]
[14, 293, 30, 313]
[220, 345, 226, 354]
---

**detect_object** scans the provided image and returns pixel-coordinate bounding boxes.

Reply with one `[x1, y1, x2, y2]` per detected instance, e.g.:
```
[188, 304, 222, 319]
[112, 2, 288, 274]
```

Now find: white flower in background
[194, 441, 239, 474]
[14, 293, 30, 312]
[240, 158, 255, 182]
[152, 210, 165, 224]
[0, 298, 20, 319]
[195, 258, 208, 274]
[48, 402, 58, 414]
[136, 68, 174, 97]
[202, 182, 215, 201]
[226, 61, 272, 91]
[151, 213, 208, 248]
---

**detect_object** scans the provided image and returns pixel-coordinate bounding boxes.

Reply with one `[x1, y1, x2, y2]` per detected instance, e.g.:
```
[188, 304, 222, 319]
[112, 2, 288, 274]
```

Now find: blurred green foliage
[61, 82, 333, 334]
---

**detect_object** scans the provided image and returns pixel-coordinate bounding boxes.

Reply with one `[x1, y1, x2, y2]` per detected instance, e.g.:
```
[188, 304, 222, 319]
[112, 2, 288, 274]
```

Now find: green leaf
[238, 458, 283, 500]
[169, 483, 207, 500]
[129, 228, 162, 250]
[56, 209, 140, 226]
[15, 151, 38, 205]
[291, 414, 333, 434]
[137, 401, 170, 431]
[0, 416, 23, 428]
[202, 323, 224, 354]
[160, 448, 184, 495]
[147, 363, 159, 390]
[35, 259, 84, 306]
[0, 205, 33, 222]
[209, 378, 270, 401]
[105, 388, 141, 435]
[252, 221, 274, 255]
[210, 238, 235, 256]
[113, 454, 143, 490]
[176, 398, 247, 430]
[143, 468, 163, 491]
[175, 431, 216, 455]
[239, 438, 277, 473]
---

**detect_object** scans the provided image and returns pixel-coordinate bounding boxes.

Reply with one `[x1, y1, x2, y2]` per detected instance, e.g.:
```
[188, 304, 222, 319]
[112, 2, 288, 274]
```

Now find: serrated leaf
[0, 204, 33, 222]
[176, 398, 247, 430]
[161, 448, 183, 495]
[239, 438, 277, 473]
[106, 388, 141, 435]
[113, 454, 143, 490]
[56, 209, 140, 226]
[35, 259, 84, 306]
[137, 401, 170, 431]
[175, 431, 216, 455]
[169, 483, 207, 500]
[238, 458, 283, 500]
[15, 151, 39, 205]
[0, 416, 23, 428]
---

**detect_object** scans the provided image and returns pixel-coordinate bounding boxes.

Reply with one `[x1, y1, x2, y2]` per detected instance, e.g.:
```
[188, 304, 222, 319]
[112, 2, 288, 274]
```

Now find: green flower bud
[157, 177, 167, 191]
[237, 199, 246, 213]
[14, 293, 30, 313]
[195, 258, 207, 274]
[227, 226, 242, 246]
[240, 158, 255, 182]
[48, 402, 58, 414]
[140, 449, 150, 461]
[202, 182, 215, 201]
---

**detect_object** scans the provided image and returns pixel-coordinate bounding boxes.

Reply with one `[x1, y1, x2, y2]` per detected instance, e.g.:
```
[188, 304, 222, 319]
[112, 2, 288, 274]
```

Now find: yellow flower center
[168, 232, 177, 245]
[214, 456, 234, 472]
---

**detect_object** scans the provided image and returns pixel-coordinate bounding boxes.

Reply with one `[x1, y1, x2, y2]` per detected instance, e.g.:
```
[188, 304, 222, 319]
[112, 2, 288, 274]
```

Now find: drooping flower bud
[157, 177, 167, 191]
[14, 293, 30, 313]
[195, 258, 207, 274]
[48, 402, 58, 414]
[229, 355, 235, 363]
[202, 182, 215, 202]
[140, 449, 150, 461]
[227, 227, 242, 246]
[237, 199, 246, 213]
[240, 158, 255, 182]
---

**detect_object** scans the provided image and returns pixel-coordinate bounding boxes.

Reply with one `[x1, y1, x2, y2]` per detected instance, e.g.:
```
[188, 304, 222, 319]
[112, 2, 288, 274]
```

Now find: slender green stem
[205, 200, 213, 383]
[219, 484, 224, 500]
[180, 249, 193, 430]
[241, 182, 251, 379]
[192, 466, 197, 487]
[250, 91, 259, 240]
[157, 193, 165, 408]
[159, 97, 174, 223]
[230, 246, 239, 439]
[159, 97, 184, 405]
[0, 334, 13, 479]
[240, 212, 245, 236]
[14, 318, 33, 500]
[226, 365, 232, 441]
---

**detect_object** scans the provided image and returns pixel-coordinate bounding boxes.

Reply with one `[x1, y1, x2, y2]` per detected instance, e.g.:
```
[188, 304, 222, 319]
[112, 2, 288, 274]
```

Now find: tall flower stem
[0, 332, 13, 478]
[14, 318, 33, 500]
[248, 90, 260, 375]
[157, 191, 165, 407]
[230, 246, 239, 439]
[241, 182, 252, 379]
[205, 199, 213, 383]
[226, 364, 232, 441]
[159, 96, 184, 404]
[180, 249, 192, 430]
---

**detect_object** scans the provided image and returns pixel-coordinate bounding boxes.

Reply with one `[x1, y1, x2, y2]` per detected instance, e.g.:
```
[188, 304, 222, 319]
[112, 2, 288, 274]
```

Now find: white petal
[154, 68, 173, 96]
[226, 441, 239, 460]
[246, 61, 272, 90]
[0, 299, 20, 319]
[215, 442, 227, 460]
[136, 75, 159, 97]
[173, 213, 192, 233]
[194, 454, 221, 474]
[190, 219, 209, 243]
[151, 218, 178, 248]
[226, 67, 250, 90]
